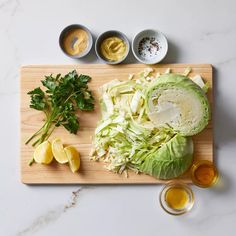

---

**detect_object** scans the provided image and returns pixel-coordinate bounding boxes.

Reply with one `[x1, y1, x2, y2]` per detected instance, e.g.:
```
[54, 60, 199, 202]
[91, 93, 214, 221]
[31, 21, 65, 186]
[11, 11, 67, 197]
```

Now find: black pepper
[138, 36, 161, 59]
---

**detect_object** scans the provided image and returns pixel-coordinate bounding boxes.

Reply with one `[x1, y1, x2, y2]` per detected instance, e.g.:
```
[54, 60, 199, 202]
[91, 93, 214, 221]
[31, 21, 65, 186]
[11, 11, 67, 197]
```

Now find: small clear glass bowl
[191, 160, 219, 188]
[159, 181, 194, 215]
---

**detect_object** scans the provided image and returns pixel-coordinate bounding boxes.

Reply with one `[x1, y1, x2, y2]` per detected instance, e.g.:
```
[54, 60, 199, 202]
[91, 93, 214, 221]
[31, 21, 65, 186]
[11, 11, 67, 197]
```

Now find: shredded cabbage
[182, 67, 191, 76]
[191, 74, 209, 93]
[91, 68, 175, 174]
[91, 67, 208, 175]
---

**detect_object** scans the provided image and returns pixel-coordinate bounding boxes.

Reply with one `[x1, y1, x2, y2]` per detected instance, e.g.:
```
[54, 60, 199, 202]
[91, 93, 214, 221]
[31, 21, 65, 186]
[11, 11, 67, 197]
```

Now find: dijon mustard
[100, 36, 127, 62]
[63, 28, 88, 56]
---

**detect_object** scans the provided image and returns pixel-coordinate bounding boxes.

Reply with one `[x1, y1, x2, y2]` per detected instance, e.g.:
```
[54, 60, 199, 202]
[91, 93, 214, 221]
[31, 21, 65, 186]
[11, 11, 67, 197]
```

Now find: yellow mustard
[63, 29, 88, 56]
[100, 36, 127, 61]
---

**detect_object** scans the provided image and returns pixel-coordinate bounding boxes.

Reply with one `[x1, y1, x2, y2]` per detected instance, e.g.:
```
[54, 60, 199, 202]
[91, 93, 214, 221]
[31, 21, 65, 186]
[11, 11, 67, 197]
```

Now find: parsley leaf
[27, 87, 48, 111]
[26, 70, 95, 148]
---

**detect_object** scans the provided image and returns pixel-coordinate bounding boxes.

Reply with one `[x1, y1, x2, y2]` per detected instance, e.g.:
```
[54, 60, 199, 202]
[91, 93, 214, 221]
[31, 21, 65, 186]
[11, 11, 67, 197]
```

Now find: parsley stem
[43, 125, 56, 142]
[32, 138, 41, 147]
[25, 122, 47, 145]
[28, 157, 34, 166]
[31, 109, 58, 146]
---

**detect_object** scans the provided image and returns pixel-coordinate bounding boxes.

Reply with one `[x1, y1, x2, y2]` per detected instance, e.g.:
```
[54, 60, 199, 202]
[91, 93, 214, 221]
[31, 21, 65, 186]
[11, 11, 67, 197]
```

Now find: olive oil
[165, 187, 189, 210]
[159, 182, 194, 215]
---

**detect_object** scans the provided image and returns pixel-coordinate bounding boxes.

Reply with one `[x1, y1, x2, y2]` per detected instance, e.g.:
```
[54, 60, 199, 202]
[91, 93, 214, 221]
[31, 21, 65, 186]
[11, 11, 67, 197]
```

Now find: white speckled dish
[132, 29, 168, 64]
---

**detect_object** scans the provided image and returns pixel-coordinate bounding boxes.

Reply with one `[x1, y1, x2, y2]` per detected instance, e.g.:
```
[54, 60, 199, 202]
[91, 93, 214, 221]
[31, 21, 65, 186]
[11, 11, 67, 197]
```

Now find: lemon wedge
[34, 141, 53, 164]
[64, 146, 80, 173]
[51, 138, 68, 164]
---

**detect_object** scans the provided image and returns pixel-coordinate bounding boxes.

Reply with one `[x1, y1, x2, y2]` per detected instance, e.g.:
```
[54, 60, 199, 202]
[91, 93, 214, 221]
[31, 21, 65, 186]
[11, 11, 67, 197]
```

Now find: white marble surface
[0, 0, 236, 235]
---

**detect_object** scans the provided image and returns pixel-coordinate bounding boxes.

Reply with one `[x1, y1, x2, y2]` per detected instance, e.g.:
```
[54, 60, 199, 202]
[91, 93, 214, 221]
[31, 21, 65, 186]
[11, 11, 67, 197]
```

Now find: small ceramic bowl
[59, 24, 93, 59]
[95, 30, 130, 64]
[132, 29, 168, 64]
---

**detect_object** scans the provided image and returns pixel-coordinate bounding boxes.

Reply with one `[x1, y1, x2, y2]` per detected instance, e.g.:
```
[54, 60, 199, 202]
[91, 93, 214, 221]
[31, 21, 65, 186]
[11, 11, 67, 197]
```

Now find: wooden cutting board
[20, 64, 213, 184]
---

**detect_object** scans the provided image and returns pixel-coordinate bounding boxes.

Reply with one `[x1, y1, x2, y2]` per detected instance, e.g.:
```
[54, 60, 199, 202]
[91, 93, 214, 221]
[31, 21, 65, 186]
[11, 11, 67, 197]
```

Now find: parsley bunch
[26, 70, 94, 147]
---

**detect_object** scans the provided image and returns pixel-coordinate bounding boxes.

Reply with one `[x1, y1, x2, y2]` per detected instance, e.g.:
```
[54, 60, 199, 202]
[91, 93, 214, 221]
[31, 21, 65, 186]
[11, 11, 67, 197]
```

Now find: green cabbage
[91, 69, 175, 174]
[191, 74, 209, 93]
[146, 74, 210, 136]
[92, 69, 209, 179]
[140, 134, 193, 179]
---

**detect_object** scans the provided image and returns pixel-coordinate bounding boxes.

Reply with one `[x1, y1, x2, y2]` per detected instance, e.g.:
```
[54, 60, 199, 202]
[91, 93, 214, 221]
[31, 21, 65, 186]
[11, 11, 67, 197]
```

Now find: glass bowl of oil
[191, 160, 219, 188]
[159, 181, 194, 215]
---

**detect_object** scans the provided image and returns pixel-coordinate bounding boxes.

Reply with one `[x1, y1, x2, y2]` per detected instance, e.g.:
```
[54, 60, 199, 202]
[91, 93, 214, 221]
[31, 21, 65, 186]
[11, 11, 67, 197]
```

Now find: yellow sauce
[193, 162, 218, 187]
[63, 29, 88, 56]
[165, 187, 189, 210]
[100, 36, 127, 61]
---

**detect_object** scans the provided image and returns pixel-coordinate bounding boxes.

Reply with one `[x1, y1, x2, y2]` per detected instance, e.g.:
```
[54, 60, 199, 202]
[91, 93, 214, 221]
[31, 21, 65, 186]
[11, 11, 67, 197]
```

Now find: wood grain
[20, 64, 213, 184]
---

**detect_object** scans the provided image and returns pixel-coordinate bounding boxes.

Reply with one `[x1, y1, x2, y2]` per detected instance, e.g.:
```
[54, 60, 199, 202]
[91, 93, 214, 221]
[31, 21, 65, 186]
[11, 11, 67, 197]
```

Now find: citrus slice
[64, 146, 80, 173]
[34, 141, 53, 164]
[51, 138, 68, 164]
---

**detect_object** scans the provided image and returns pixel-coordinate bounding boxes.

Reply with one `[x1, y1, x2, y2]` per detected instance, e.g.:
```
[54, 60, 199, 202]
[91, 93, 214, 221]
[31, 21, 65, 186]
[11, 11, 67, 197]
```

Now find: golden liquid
[165, 187, 189, 210]
[191, 161, 218, 188]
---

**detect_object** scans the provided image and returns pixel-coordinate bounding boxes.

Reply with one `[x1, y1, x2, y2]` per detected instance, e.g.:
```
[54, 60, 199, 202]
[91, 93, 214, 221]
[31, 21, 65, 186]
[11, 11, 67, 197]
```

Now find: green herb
[26, 70, 94, 148]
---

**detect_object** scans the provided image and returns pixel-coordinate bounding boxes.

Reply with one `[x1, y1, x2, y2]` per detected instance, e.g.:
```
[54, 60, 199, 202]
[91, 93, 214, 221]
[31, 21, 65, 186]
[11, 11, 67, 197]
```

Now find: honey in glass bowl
[191, 160, 219, 188]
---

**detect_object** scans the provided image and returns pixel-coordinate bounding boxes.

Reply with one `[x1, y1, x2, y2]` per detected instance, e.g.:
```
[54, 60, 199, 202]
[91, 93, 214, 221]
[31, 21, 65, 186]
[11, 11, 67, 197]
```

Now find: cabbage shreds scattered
[91, 67, 209, 177]
[90, 68, 174, 175]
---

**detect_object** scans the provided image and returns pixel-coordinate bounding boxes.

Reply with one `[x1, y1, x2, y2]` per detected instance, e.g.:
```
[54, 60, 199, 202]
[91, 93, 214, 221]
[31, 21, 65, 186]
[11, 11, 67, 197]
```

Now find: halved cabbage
[146, 74, 210, 136]
[140, 134, 193, 180]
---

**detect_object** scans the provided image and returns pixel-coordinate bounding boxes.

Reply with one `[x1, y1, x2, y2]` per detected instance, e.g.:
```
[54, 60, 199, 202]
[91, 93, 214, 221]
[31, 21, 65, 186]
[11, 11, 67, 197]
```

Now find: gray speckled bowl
[59, 24, 93, 59]
[95, 30, 130, 64]
[132, 29, 168, 64]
